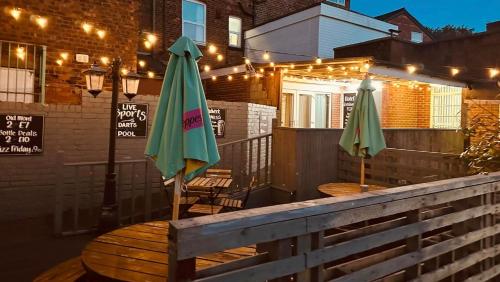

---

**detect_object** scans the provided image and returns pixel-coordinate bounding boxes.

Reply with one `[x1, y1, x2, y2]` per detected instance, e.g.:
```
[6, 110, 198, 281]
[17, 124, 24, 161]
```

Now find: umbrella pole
[172, 172, 184, 220]
[360, 158, 365, 186]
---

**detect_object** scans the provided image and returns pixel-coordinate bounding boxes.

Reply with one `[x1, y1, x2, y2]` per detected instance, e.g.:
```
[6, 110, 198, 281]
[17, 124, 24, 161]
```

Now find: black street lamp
[83, 58, 140, 232]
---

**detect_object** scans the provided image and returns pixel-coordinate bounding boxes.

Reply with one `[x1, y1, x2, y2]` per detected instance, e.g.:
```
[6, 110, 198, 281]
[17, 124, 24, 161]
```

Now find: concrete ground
[0, 216, 95, 282]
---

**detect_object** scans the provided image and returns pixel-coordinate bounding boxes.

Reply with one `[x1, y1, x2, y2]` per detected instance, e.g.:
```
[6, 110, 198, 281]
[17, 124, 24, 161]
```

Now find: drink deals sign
[0, 114, 44, 155]
[209, 108, 226, 138]
[116, 103, 148, 138]
[343, 93, 356, 128]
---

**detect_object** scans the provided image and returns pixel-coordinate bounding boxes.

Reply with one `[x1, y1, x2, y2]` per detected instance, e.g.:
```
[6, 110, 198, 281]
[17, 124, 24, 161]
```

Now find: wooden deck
[81, 221, 257, 281]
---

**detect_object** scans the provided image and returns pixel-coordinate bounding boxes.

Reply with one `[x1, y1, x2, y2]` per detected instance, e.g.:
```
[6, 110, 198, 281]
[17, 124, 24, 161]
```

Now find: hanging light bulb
[138, 60, 146, 68]
[204, 65, 211, 72]
[407, 65, 417, 74]
[270, 72, 275, 77]
[451, 68, 460, 76]
[100, 56, 110, 65]
[217, 54, 224, 61]
[243, 74, 249, 80]
[259, 68, 264, 73]
[327, 66, 333, 72]
[10, 8, 21, 20]
[146, 33, 158, 45]
[341, 66, 346, 70]
[262, 51, 270, 61]
[489, 68, 499, 78]
[208, 44, 217, 54]
[364, 63, 371, 70]
[244, 58, 251, 65]
[315, 57, 322, 64]
[283, 68, 289, 73]
[121, 68, 129, 75]
[233, 67, 238, 73]
[270, 62, 275, 67]
[96, 29, 106, 39]
[35, 16, 48, 29]
[144, 40, 152, 49]
[82, 22, 93, 33]
[211, 76, 217, 81]
[290, 64, 295, 69]
[147, 71, 155, 78]
[227, 75, 233, 81]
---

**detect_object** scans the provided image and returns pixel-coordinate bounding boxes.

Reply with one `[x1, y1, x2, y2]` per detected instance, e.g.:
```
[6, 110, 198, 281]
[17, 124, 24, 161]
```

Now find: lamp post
[83, 58, 140, 232]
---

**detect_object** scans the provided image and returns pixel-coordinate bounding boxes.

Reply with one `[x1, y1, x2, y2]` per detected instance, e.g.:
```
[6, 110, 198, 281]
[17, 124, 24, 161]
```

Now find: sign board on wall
[0, 114, 44, 155]
[209, 108, 226, 138]
[343, 93, 356, 128]
[116, 103, 148, 138]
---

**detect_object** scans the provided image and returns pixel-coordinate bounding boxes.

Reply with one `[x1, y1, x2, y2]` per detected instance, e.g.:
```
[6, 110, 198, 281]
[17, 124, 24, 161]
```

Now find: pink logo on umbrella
[183, 108, 203, 131]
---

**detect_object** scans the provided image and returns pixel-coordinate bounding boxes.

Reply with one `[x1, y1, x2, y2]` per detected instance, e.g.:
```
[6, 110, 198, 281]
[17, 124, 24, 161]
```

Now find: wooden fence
[168, 172, 500, 282]
[338, 148, 467, 187]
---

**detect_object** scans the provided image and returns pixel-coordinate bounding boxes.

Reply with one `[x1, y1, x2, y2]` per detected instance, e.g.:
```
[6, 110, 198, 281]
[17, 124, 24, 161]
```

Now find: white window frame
[411, 31, 424, 43]
[430, 85, 462, 129]
[228, 16, 242, 48]
[326, 0, 346, 6]
[182, 0, 206, 45]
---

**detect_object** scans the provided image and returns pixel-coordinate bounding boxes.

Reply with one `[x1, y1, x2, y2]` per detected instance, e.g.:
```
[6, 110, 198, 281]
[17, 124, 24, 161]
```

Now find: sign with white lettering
[209, 108, 226, 138]
[0, 114, 44, 155]
[343, 93, 356, 128]
[116, 103, 148, 138]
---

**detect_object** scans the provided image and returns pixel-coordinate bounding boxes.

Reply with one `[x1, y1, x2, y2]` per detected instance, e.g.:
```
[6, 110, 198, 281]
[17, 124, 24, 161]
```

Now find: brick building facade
[376, 8, 433, 43]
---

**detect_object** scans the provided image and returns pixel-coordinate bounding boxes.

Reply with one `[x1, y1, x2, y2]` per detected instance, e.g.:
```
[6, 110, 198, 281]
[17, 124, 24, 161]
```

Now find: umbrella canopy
[145, 36, 220, 181]
[339, 78, 386, 158]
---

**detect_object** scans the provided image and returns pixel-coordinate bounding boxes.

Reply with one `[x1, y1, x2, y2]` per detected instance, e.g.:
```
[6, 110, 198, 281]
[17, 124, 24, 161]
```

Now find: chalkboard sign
[209, 108, 226, 138]
[0, 114, 44, 155]
[343, 93, 356, 128]
[116, 103, 148, 138]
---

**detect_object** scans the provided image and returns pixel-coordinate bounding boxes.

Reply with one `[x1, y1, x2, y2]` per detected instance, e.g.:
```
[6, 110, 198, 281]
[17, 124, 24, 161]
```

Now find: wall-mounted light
[489, 68, 499, 78]
[146, 34, 157, 45]
[138, 60, 146, 68]
[56, 59, 63, 66]
[204, 65, 210, 72]
[216, 54, 224, 62]
[147, 71, 155, 78]
[9, 8, 21, 20]
[60, 52, 69, 61]
[82, 22, 93, 33]
[35, 16, 48, 29]
[315, 58, 322, 64]
[96, 29, 106, 39]
[451, 68, 460, 76]
[407, 65, 417, 74]
[208, 44, 217, 54]
[100, 57, 110, 65]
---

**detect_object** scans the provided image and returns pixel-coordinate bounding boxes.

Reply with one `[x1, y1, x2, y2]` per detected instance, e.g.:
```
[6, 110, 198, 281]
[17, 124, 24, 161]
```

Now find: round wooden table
[317, 182, 386, 197]
[81, 221, 257, 281]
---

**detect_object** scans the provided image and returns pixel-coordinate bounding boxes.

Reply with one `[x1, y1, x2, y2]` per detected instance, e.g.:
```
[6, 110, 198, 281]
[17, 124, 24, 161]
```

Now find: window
[326, 0, 346, 6]
[430, 85, 462, 129]
[411, 31, 423, 43]
[228, 16, 242, 48]
[182, 0, 206, 45]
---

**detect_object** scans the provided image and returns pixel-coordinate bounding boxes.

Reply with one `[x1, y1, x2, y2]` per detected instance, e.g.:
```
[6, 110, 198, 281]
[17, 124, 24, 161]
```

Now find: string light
[217, 54, 224, 62]
[100, 56, 110, 65]
[16, 47, 25, 60]
[233, 67, 238, 72]
[407, 65, 417, 74]
[60, 52, 69, 61]
[270, 62, 275, 67]
[35, 16, 48, 29]
[270, 72, 275, 77]
[147, 71, 155, 78]
[243, 74, 249, 80]
[283, 68, 289, 73]
[96, 29, 106, 39]
[208, 44, 217, 54]
[227, 75, 233, 81]
[138, 60, 146, 68]
[121, 68, 129, 75]
[244, 58, 251, 65]
[489, 68, 499, 78]
[211, 76, 217, 81]
[290, 64, 295, 69]
[82, 22, 93, 33]
[341, 66, 346, 70]
[146, 34, 157, 45]
[259, 68, 264, 73]
[9, 8, 21, 20]
[204, 65, 211, 72]
[56, 59, 63, 66]
[364, 63, 371, 70]
[327, 66, 333, 72]
[144, 40, 152, 49]
[315, 58, 322, 64]
[263, 51, 270, 61]
[451, 68, 460, 76]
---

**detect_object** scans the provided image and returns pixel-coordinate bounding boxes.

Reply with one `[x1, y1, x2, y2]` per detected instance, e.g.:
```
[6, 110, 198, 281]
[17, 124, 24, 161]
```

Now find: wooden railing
[338, 148, 467, 187]
[168, 172, 500, 282]
[53, 134, 273, 236]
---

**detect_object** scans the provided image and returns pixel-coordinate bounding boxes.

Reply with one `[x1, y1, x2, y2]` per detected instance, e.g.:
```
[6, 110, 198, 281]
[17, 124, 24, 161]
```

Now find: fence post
[404, 208, 423, 280]
[168, 225, 196, 282]
[54, 151, 64, 236]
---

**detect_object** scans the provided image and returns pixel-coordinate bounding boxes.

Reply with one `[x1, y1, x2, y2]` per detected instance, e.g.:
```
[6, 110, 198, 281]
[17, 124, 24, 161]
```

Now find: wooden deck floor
[82, 221, 257, 281]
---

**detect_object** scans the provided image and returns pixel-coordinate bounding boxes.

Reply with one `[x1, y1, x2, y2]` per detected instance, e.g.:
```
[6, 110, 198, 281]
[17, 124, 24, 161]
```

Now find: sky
[350, 0, 500, 32]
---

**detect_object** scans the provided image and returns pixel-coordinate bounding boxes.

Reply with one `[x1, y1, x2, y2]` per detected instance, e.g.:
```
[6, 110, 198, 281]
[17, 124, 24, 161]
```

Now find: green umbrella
[145, 36, 220, 219]
[339, 77, 386, 186]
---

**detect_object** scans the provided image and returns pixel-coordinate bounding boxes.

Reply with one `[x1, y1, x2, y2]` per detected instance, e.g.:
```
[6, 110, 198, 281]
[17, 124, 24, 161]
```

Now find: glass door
[298, 94, 312, 128]
[315, 94, 330, 128]
[281, 92, 294, 127]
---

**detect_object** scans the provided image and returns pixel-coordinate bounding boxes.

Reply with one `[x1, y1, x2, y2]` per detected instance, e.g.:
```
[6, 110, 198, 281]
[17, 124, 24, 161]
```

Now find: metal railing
[0, 40, 46, 103]
[53, 134, 273, 236]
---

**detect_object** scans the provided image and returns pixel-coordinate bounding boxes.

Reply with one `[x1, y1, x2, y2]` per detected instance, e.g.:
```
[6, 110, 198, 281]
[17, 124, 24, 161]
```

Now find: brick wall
[253, 0, 350, 26]
[0, 93, 275, 220]
[385, 14, 432, 42]
[0, 0, 141, 104]
[381, 82, 431, 128]
[139, 0, 254, 73]
[331, 94, 341, 128]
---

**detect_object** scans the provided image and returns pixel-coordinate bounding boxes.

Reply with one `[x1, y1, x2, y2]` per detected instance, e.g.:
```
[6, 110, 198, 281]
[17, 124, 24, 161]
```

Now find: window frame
[181, 0, 207, 45]
[228, 16, 242, 48]
[326, 0, 346, 6]
[411, 31, 424, 43]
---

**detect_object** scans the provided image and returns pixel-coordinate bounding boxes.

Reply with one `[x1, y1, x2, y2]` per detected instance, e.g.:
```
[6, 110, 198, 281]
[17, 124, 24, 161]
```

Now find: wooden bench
[34, 256, 86, 282]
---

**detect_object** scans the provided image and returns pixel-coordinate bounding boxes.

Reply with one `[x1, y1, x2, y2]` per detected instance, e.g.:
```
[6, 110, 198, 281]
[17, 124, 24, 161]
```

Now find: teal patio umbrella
[339, 77, 386, 187]
[145, 37, 220, 220]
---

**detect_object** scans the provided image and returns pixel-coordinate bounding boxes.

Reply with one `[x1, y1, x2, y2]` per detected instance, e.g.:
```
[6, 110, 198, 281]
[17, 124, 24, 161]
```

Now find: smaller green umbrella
[339, 77, 386, 186]
[145, 37, 220, 219]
